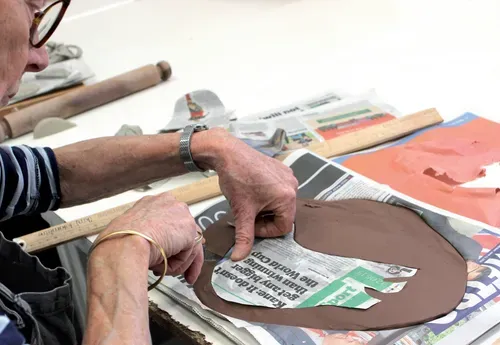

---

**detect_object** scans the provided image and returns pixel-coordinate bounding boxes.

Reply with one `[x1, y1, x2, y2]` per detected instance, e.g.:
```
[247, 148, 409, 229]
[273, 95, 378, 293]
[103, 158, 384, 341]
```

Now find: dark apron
[0, 232, 77, 345]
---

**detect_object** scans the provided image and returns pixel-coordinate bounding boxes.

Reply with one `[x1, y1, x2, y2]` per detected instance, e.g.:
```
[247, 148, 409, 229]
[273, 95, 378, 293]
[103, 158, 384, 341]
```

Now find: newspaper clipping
[212, 230, 417, 310]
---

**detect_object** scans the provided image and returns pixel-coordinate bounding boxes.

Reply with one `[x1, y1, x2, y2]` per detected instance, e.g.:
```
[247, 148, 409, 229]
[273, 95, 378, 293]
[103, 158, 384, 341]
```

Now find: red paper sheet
[336, 114, 500, 227]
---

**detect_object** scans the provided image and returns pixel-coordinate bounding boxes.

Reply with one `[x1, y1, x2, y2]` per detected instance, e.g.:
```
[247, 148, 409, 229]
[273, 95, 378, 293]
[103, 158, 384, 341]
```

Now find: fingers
[151, 263, 165, 276]
[230, 192, 295, 261]
[155, 223, 203, 273]
[151, 238, 204, 284]
[150, 247, 194, 276]
[166, 247, 194, 274]
[255, 202, 296, 238]
[231, 209, 257, 261]
[168, 225, 204, 281]
[184, 244, 204, 284]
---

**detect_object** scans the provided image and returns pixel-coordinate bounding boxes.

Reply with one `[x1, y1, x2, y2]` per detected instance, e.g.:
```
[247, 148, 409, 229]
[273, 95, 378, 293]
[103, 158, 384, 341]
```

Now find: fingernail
[231, 249, 249, 261]
[231, 252, 242, 261]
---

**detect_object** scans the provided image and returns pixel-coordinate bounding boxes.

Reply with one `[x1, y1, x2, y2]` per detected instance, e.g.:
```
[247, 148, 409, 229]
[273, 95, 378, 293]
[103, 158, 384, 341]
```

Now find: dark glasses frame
[30, 0, 71, 48]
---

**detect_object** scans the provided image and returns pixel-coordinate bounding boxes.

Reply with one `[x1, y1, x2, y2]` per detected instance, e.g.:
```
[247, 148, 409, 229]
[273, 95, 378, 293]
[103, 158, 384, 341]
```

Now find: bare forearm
[54, 133, 183, 206]
[83, 236, 152, 345]
[53, 129, 226, 207]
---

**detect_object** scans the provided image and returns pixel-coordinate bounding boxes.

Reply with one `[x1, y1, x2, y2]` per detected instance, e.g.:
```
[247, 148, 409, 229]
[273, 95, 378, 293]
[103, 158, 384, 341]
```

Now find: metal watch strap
[179, 124, 208, 172]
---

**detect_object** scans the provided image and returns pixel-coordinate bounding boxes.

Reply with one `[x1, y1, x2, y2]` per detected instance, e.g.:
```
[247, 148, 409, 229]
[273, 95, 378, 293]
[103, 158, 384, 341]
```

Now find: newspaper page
[157, 128, 500, 345]
[157, 89, 401, 158]
[232, 90, 401, 153]
[159, 90, 398, 158]
[242, 91, 346, 121]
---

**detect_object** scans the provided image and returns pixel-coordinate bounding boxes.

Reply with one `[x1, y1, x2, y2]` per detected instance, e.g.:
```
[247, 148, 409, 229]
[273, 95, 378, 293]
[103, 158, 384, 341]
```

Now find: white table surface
[63, 0, 134, 19]
[8, 0, 500, 343]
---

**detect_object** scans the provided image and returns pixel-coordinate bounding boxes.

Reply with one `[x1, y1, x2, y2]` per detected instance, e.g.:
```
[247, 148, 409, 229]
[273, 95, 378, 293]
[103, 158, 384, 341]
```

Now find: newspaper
[155, 116, 500, 345]
[232, 90, 401, 153]
[212, 230, 417, 310]
[232, 127, 288, 157]
[242, 91, 346, 121]
[157, 89, 400, 160]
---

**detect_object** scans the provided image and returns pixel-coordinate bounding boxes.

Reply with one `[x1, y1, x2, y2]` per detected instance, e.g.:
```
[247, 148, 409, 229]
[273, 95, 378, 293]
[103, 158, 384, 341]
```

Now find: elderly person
[0, 1, 298, 344]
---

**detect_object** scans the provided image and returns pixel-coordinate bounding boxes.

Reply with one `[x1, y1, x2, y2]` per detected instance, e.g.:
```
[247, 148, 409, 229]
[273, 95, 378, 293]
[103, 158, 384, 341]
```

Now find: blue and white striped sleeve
[0, 145, 61, 221]
[0, 312, 27, 345]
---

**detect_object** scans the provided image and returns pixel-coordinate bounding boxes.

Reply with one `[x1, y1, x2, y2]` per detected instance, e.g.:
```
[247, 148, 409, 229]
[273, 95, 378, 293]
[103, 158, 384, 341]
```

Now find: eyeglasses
[30, 0, 71, 48]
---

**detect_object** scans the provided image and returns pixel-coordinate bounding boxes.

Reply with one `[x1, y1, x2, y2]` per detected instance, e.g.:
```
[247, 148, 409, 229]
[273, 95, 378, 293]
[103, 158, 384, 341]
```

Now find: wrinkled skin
[210, 129, 298, 260]
[323, 334, 364, 345]
[0, 0, 48, 106]
[101, 192, 204, 284]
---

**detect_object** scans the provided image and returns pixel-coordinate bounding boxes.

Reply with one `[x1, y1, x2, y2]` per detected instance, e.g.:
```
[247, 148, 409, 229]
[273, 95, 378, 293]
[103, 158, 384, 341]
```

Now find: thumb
[255, 206, 295, 238]
[231, 209, 257, 261]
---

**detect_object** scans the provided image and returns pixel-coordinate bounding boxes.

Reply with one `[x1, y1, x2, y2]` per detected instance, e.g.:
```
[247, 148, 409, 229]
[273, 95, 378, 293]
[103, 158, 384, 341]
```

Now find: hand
[193, 129, 298, 261]
[323, 334, 364, 345]
[99, 192, 204, 284]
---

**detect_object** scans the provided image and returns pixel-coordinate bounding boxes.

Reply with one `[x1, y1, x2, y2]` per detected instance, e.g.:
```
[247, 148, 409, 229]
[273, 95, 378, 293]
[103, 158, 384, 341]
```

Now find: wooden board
[149, 302, 212, 345]
[14, 108, 443, 253]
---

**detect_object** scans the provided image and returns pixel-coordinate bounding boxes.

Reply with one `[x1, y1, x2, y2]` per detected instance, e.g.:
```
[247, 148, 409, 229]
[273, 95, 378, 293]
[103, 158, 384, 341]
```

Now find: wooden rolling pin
[14, 108, 443, 253]
[0, 61, 172, 142]
[0, 84, 85, 118]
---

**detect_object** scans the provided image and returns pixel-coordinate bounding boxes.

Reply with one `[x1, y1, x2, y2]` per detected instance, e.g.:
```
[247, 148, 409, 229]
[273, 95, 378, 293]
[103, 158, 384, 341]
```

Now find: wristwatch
[179, 123, 209, 172]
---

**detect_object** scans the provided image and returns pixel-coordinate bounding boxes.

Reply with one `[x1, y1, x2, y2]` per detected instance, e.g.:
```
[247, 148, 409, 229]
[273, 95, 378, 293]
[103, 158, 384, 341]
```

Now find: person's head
[466, 260, 491, 281]
[0, 0, 70, 106]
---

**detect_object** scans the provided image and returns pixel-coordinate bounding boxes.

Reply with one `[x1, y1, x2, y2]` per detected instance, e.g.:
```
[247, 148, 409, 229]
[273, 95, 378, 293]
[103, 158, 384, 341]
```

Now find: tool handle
[14, 109, 443, 253]
[294, 108, 441, 159]
[0, 61, 172, 142]
[0, 84, 85, 119]
[15, 176, 222, 253]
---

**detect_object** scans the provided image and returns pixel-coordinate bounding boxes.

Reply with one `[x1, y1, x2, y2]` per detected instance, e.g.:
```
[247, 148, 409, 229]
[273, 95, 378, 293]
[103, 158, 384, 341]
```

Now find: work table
[7, 0, 500, 344]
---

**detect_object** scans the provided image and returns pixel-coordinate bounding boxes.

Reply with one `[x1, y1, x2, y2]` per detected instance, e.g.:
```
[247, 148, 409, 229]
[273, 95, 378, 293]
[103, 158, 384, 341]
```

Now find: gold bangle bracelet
[88, 230, 168, 291]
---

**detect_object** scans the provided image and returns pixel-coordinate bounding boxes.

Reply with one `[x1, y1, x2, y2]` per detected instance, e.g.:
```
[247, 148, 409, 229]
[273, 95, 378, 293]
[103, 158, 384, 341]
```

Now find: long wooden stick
[0, 84, 85, 118]
[14, 108, 443, 253]
[0, 61, 172, 142]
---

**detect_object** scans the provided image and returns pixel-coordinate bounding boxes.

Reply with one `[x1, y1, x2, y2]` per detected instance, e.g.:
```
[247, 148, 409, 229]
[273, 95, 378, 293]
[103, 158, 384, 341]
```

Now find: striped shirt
[0, 312, 27, 345]
[0, 145, 61, 220]
[0, 145, 61, 345]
